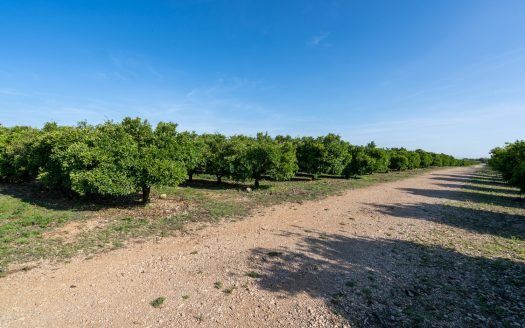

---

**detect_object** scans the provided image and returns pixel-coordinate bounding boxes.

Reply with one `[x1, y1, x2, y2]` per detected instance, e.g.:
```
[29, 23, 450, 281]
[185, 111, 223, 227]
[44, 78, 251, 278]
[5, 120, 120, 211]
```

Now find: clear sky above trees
[1, 0, 524, 158]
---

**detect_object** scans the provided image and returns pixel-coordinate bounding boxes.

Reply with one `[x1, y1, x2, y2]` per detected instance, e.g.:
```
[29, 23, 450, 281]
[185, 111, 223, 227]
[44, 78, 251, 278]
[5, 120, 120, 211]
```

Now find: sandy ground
[0, 166, 480, 328]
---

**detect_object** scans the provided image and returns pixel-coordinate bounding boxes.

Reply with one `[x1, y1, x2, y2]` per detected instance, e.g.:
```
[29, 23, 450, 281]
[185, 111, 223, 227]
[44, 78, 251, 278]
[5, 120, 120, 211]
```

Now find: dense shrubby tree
[36, 123, 97, 191]
[296, 134, 351, 177]
[344, 146, 375, 177]
[407, 151, 421, 169]
[0, 126, 41, 182]
[272, 135, 300, 181]
[512, 162, 525, 193]
[67, 118, 187, 202]
[432, 154, 444, 167]
[416, 149, 434, 168]
[319, 134, 352, 175]
[389, 153, 409, 171]
[365, 142, 389, 173]
[202, 133, 238, 184]
[174, 132, 206, 182]
[440, 154, 454, 166]
[274, 135, 294, 143]
[295, 137, 324, 177]
[232, 133, 298, 188]
[0, 118, 470, 200]
[489, 140, 525, 193]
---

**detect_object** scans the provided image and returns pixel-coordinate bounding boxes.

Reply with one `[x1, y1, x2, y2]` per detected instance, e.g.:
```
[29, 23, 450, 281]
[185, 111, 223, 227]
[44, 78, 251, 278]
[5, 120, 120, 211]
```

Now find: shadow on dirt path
[250, 234, 525, 327]
[250, 168, 525, 327]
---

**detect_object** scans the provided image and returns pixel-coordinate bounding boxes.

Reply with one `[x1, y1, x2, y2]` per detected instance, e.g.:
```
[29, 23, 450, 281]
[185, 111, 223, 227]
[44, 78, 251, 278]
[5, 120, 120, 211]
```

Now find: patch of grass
[182, 295, 190, 300]
[194, 314, 204, 322]
[331, 292, 345, 305]
[223, 286, 236, 294]
[150, 297, 165, 308]
[345, 280, 356, 288]
[361, 288, 372, 302]
[245, 271, 261, 278]
[112, 240, 124, 248]
[214, 281, 223, 289]
[0, 167, 443, 274]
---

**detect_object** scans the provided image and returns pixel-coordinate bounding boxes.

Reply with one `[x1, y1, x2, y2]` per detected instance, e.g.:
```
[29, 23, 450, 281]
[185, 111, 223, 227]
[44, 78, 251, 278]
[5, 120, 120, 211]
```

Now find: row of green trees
[0, 118, 475, 202]
[489, 140, 525, 193]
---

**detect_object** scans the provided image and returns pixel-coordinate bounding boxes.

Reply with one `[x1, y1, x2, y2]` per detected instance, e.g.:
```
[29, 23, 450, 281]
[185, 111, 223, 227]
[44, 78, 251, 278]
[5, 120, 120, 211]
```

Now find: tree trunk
[216, 175, 222, 184]
[188, 172, 193, 183]
[142, 185, 151, 203]
[254, 178, 260, 189]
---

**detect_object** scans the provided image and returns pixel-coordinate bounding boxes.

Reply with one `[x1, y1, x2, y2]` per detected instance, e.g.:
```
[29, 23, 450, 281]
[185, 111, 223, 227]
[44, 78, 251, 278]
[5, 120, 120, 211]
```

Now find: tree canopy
[0, 117, 474, 201]
[489, 140, 525, 193]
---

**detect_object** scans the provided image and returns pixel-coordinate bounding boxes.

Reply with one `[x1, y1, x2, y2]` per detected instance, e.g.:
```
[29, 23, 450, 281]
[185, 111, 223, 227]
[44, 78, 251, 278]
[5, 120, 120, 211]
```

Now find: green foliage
[295, 136, 325, 176]
[432, 153, 444, 167]
[344, 146, 376, 176]
[319, 134, 352, 175]
[296, 134, 351, 176]
[37, 123, 97, 191]
[388, 148, 419, 171]
[389, 153, 409, 171]
[27, 118, 186, 202]
[173, 131, 207, 182]
[0, 118, 469, 200]
[150, 297, 165, 308]
[416, 149, 434, 168]
[0, 126, 42, 182]
[406, 151, 421, 169]
[365, 142, 389, 173]
[231, 133, 298, 188]
[202, 133, 238, 183]
[489, 140, 525, 192]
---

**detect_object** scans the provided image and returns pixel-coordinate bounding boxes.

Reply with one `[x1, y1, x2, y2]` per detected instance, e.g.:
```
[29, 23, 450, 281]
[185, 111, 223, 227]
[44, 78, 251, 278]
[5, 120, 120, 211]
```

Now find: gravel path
[0, 166, 480, 327]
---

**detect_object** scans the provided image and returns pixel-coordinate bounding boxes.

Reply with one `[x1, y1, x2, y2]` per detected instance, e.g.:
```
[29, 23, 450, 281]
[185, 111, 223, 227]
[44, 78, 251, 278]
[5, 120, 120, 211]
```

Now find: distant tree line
[489, 140, 525, 194]
[0, 118, 477, 202]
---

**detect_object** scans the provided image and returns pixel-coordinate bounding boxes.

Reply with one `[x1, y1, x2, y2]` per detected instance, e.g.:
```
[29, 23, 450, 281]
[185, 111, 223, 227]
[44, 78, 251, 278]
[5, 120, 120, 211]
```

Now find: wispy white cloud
[0, 88, 27, 97]
[307, 32, 331, 47]
[93, 53, 163, 81]
[183, 76, 278, 119]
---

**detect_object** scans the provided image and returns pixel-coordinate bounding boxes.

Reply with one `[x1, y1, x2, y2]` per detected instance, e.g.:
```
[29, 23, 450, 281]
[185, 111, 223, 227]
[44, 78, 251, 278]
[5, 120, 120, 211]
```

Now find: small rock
[159, 194, 167, 199]
[246, 187, 252, 192]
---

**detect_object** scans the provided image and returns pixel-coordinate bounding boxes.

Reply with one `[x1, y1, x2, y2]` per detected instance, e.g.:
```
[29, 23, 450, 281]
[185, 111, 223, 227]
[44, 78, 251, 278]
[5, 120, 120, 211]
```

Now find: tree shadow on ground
[434, 183, 522, 195]
[370, 202, 525, 239]
[382, 169, 525, 238]
[250, 233, 525, 327]
[398, 187, 524, 209]
[180, 178, 271, 191]
[0, 183, 147, 212]
[430, 176, 509, 187]
[403, 168, 524, 207]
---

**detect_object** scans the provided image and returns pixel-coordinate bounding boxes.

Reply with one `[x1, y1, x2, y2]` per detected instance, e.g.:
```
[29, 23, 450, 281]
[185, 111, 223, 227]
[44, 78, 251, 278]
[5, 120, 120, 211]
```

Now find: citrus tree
[67, 118, 187, 203]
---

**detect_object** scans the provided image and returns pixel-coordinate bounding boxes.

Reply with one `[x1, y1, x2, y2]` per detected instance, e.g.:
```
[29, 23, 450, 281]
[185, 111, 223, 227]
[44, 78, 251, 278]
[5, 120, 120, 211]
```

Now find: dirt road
[0, 166, 484, 327]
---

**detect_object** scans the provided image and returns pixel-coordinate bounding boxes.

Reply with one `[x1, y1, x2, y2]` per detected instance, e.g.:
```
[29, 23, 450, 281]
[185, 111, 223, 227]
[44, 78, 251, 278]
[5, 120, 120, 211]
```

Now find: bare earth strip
[0, 166, 514, 327]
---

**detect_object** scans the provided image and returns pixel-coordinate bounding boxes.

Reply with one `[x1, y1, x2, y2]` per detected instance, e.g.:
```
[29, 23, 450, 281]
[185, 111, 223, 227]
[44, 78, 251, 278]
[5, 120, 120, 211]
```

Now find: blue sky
[1, 0, 524, 158]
